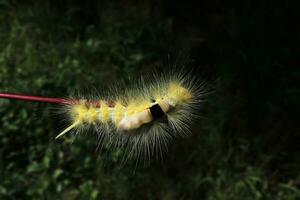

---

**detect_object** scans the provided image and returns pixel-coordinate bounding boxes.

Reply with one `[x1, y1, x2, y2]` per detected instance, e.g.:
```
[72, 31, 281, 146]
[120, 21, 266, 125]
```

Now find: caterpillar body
[56, 71, 204, 161]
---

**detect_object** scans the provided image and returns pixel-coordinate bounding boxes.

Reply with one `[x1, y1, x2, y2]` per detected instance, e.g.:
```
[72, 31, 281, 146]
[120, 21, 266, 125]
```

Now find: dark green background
[0, 0, 299, 199]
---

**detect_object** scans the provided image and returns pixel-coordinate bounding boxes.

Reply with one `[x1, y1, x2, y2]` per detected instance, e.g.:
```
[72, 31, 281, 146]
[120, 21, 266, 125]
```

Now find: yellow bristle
[135, 101, 149, 112]
[100, 101, 109, 123]
[126, 103, 136, 116]
[168, 82, 192, 104]
[72, 104, 88, 122]
[114, 102, 126, 124]
[86, 107, 97, 124]
[152, 91, 162, 103]
[55, 121, 80, 139]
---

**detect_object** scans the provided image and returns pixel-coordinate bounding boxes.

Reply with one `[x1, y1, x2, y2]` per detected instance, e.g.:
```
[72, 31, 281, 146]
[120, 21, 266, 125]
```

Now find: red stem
[0, 93, 71, 105]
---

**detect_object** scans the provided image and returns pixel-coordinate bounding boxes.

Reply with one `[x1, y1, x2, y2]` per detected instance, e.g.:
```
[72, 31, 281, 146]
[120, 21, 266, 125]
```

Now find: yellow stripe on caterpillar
[100, 101, 110, 123]
[114, 102, 126, 124]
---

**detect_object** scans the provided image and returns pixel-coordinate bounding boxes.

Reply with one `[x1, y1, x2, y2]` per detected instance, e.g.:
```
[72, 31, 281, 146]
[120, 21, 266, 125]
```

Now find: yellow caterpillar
[56, 71, 204, 160]
[0, 69, 205, 162]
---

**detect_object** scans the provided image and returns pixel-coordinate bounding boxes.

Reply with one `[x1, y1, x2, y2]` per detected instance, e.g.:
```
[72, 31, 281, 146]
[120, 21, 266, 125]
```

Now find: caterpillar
[0, 70, 205, 162]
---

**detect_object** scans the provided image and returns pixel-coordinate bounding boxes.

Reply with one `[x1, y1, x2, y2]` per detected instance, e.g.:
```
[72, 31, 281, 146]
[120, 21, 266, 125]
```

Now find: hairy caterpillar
[0, 70, 205, 162]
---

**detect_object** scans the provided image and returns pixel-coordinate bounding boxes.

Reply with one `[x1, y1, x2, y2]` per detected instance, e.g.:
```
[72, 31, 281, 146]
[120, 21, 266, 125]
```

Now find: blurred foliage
[0, 0, 299, 199]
